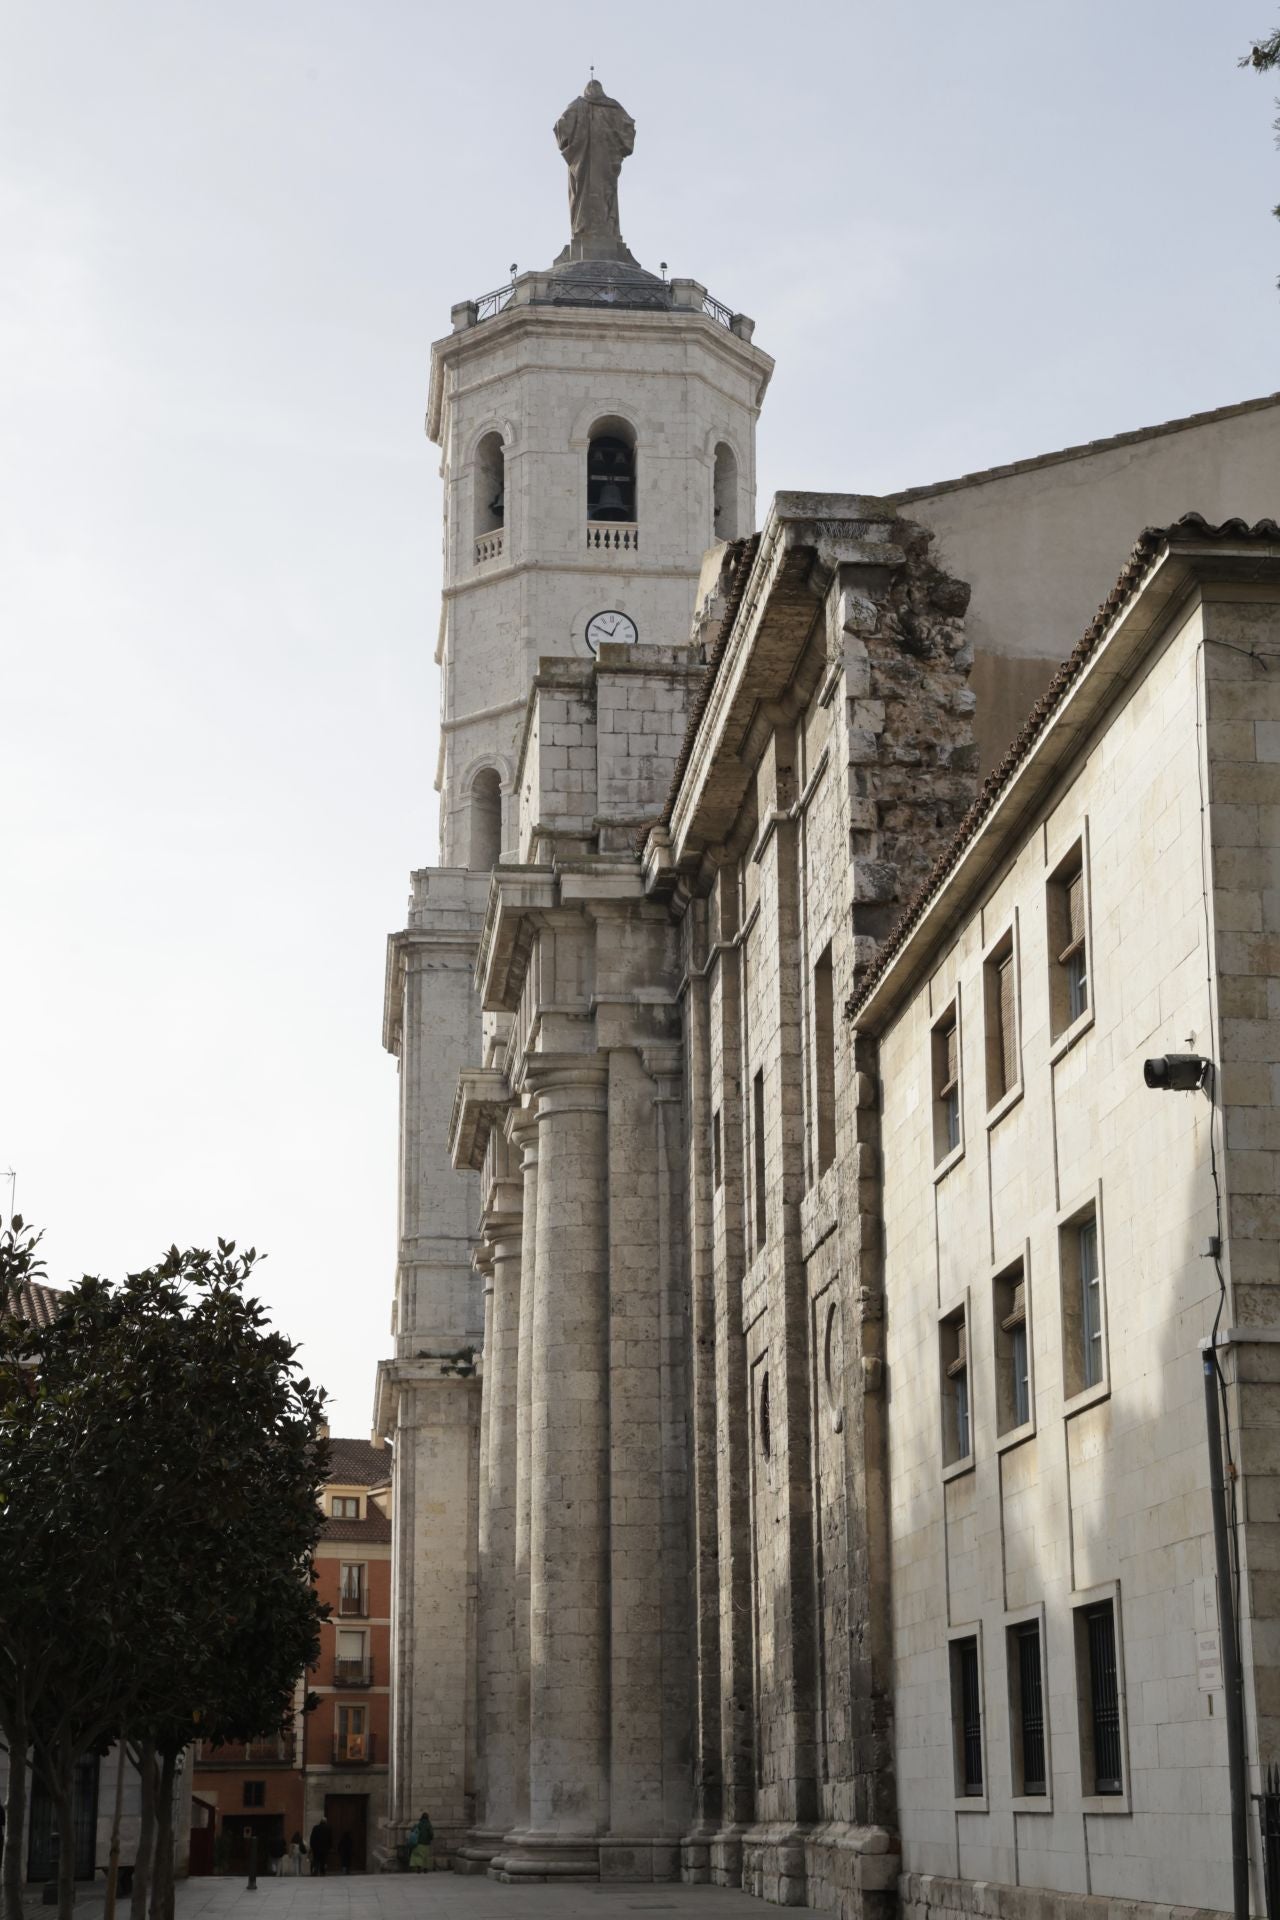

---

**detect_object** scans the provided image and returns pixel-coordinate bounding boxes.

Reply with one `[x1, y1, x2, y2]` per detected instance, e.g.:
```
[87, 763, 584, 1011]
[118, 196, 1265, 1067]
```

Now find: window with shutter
[1048, 842, 1090, 1037]
[993, 1257, 1032, 1436]
[984, 932, 1019, 1108]
[940, 1303, 972, 1467]
[933, 1004, 962, 1162]
[1011, 1621, 1046, 1795]
[951, 1636, 983, 1795]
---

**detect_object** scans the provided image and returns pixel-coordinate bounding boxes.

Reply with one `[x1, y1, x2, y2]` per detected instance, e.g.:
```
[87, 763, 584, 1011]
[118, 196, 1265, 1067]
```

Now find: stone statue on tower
[554, 79, 636, 262]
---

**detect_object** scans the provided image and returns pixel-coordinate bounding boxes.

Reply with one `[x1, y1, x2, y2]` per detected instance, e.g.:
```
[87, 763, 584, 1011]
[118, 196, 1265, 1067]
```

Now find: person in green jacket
[407, 1812, 434, 1872]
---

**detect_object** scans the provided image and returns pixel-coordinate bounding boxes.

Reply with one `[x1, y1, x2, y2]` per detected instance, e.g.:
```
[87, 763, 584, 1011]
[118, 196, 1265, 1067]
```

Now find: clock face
[585, 609, 638, 653]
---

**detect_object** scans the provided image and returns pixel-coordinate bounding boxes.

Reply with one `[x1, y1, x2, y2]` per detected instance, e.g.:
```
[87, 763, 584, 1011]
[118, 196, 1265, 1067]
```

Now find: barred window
[1077, 1599, 1123, 1796]
[951, 1636, 983, 1796]
[1010, 1621, 1046, 1796]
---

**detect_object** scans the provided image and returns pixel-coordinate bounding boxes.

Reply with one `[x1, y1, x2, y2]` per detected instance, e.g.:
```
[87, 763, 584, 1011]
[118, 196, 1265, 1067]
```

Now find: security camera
[1143, 1054, 1213, 1092]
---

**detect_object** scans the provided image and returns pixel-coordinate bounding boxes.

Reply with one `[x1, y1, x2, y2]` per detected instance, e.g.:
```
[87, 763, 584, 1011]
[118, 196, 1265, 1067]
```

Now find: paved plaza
[27, 1878, 807, 1920]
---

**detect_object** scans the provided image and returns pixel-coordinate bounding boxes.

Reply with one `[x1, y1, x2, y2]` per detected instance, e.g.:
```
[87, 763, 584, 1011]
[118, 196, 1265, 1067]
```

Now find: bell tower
[426, 75, 773, 868]
[377, 79, 772, 1862]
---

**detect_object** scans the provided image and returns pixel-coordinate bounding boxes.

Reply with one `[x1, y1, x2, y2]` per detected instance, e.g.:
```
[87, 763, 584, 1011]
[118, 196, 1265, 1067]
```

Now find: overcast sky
[2, 2, 1276, 1434]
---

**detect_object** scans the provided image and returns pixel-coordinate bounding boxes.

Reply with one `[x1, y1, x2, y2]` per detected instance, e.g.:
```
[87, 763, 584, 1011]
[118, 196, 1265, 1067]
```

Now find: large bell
[593, 480, 627, 517]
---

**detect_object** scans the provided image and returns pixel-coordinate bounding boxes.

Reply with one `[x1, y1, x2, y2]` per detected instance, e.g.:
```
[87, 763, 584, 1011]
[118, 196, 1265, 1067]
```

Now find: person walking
[308, 1817, 332, 1877]
[287, 1833, 305, 1877]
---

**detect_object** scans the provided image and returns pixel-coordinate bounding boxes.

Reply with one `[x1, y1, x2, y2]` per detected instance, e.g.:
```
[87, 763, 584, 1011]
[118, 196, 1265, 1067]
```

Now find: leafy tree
[1242, 19, 1280, 237]
[0, 1229, 328, 1920]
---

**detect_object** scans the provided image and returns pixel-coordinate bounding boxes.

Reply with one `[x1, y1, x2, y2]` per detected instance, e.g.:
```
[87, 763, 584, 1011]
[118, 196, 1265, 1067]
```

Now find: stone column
[458, 1246, 496, 1865]
[480, 1212, 523, 1845]
[500, 1107, 538, 1860]
[499, 1059, 610, 1880]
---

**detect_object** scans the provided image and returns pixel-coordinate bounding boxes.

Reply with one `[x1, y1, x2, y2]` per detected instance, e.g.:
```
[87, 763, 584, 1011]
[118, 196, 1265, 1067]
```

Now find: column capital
[523, 1053, 609, 1118]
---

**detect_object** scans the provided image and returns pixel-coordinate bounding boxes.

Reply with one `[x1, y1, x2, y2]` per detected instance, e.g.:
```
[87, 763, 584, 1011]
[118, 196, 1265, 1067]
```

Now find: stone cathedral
[375, 78, 1280, 1920]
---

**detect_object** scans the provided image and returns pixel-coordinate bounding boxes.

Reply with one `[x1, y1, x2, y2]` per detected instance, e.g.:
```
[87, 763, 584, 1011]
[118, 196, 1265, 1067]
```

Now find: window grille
[957, 1638, 983, 1794]
[753, 1069, 767, 1252]
[1086, 1603, 1122, 1793]
[1079, 1218, 1102, 1388]
[1016, 1623, 1046, 1794]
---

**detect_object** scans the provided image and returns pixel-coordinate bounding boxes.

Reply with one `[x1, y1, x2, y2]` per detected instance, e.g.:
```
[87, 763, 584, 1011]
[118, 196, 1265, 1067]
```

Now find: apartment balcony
[337, 1593, 367, 1618]
[333, 1656, 373, 1688]
[332, 1731, 374, 1766]
[194, 1735, 292, 1767]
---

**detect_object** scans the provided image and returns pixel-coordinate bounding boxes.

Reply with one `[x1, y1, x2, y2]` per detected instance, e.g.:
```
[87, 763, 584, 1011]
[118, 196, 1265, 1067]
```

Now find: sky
[1, 1, 1276, 1434]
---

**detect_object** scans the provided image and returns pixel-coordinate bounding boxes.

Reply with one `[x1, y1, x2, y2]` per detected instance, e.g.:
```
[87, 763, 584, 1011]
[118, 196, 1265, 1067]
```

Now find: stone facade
[379, 81, 1280, 1919]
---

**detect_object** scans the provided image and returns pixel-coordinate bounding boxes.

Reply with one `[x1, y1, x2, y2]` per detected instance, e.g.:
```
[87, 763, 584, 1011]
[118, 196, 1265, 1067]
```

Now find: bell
[593, 480, 626, 515]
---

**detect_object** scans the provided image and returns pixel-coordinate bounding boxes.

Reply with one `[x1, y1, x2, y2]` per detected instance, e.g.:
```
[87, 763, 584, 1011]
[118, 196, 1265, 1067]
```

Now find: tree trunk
[148, 1750, 176, 1920]
[51, 1745, 76, 1920]
[129, 1739, 156, 1920]
[1, 1701, 29, 1920]
[103, 1733, 127, 1920]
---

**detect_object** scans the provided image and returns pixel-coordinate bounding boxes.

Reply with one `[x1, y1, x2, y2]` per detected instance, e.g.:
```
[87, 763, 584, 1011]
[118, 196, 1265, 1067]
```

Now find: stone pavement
[169, 1876, 797, 1920]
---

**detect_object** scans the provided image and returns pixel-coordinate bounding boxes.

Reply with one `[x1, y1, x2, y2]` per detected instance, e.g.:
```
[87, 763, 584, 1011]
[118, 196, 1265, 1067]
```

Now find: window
[1060, 1204, 1105, 1401]
[940, 1304, 972, 1467]
[335, 1704, 367, 1764]
[984, 932, 1019, 1107]
[1048, 841, 1089, 1038]
[335, 1629, 369, 1686]
[339, 1563, 367, 1617]
[468, 767, 502, 871]
[331, 1495, 360, 1519]
[712, 1109, 722, 1191]
[932, 1004, 961, 1164]
[713, 442, 740, 541]
[1076, 1599, 1123, 1796]
[813, 942, 836, 1177]
[587, 425, 636, 524]
[993, 1257, 1031, 1436]
[243, 1781, 265, 1809]
[951, 1636, 984, 1796]
[753, 1068, 767, 1253]
[474, 431, 505, 535]
[1008, 1621, 1046, 1796]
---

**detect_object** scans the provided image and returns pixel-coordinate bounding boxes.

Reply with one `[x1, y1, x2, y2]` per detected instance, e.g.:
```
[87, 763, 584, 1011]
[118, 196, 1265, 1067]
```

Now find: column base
[489, 1830, 601, 1881]
[454, 1829, 506, 1874]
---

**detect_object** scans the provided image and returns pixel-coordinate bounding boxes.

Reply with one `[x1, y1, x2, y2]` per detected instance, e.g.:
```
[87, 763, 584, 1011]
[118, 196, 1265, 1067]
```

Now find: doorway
[27, 1754, 100, 1881]
[323, 1794, 368, 1873]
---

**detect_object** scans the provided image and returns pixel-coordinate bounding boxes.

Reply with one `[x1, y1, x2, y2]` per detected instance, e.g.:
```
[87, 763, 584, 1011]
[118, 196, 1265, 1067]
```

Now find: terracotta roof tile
[321, 1508, 391, 1545]
[326, 1436, 392, 1488]
[845, 514, 1280, 1021]
[3, 1279, 65, 1332]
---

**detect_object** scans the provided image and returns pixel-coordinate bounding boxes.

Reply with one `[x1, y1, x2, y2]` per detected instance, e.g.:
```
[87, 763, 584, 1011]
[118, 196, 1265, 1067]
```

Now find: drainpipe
[1203, 1344, 1249, 1920]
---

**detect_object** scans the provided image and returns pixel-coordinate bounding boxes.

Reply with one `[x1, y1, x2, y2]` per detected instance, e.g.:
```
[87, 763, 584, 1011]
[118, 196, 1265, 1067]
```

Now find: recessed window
[1060, 1205, 1106, 1400]
[940, 1304, 972, 1467]
[932, 1003, 962, 1164]
[1008, 1621, 1047, 1796]
[1048, 841, 1089, 1038]
[339, 1562, 367, 1617]
[951, 1636, 984, 1797]
[984, 932, 1019, 1106]
[712, 1109, 722, 1191]
[813, 942, 836, 1178]
[243, 1781, 265, 1809]
[335, 1704, 367, 1764]
[468, 767, 502, 872]
[752, 1068, 767, 1253]
[1076, 1598, 1123, 1796]
[587, 425, 636, 524]
[993, 1258, 1031, 1435]
[332, 1495, 360, 1519]
[474, 431, 505, 535]
[713, 442, 740, 542]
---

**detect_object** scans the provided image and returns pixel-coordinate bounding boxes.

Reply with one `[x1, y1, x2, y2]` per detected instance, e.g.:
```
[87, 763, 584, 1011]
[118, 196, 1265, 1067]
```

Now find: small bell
[593, 480, 626, 517]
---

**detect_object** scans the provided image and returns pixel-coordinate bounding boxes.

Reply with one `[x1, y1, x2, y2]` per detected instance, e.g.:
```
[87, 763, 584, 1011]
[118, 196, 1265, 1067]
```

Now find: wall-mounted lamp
[1143, 1054, 1213, 1092]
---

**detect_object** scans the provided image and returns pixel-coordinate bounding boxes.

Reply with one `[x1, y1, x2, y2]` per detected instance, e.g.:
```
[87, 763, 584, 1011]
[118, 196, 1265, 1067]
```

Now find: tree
[1242, 19, 1280, 240]
[0, 1229, 328, 1920]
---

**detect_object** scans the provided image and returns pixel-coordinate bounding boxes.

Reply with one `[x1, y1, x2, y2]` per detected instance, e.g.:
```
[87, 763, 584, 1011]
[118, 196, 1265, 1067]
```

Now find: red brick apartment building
[192, 1436, 391, 1873]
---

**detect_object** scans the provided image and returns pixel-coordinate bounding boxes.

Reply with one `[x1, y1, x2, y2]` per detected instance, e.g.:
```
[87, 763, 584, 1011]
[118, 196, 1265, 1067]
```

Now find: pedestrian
[308, 1817, 332, 1877]
[407, 1810, 433, 1873]
[337, 1831, 353, 1876]
[287, 1833, 305, 1877]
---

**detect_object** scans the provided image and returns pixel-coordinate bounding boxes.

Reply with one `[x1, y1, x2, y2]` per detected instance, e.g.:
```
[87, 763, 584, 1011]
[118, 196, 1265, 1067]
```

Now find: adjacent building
[378, 75, 1280, 1919]
[192, 1434, 391, 1873]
